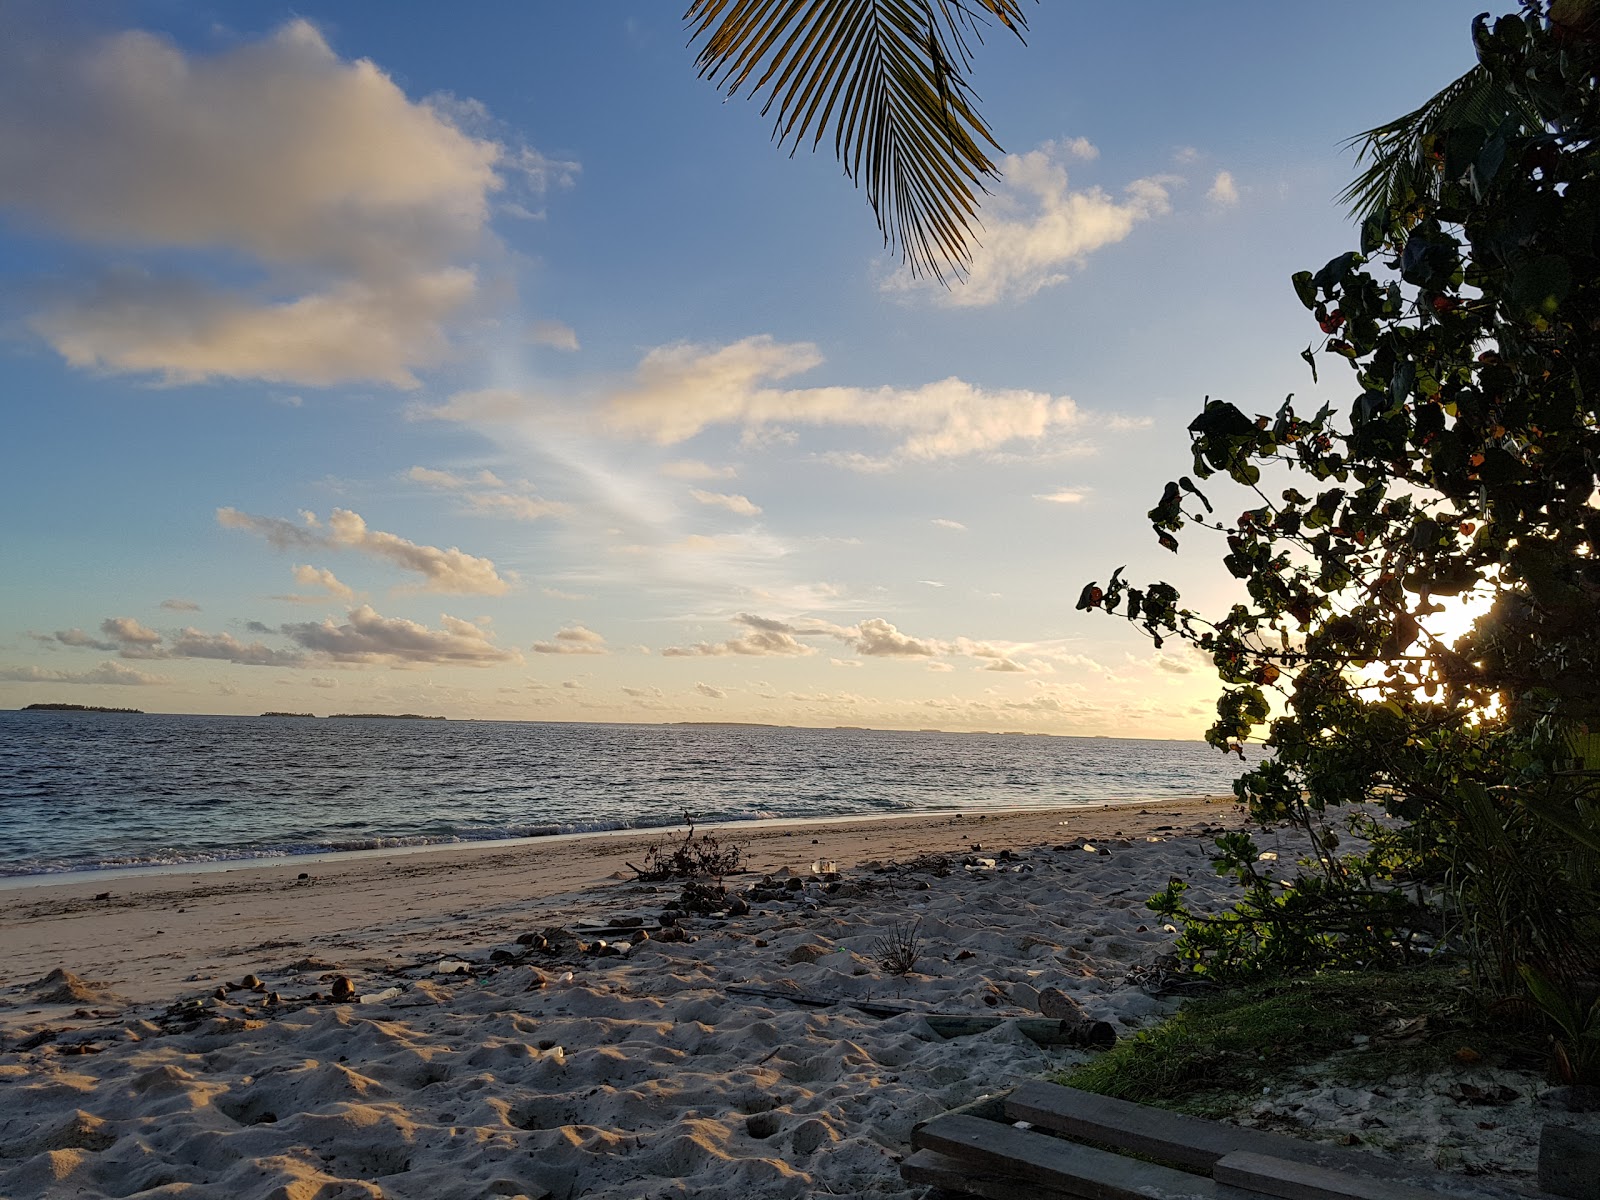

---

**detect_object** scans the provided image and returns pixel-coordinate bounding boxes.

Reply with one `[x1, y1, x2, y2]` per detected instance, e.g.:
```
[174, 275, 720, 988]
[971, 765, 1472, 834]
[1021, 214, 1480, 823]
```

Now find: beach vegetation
[628, 812, 745, 881]
[872, 918, 924, 976]
[1082, 2, 1600, 1072]
[1057, 965, 1544, 1118]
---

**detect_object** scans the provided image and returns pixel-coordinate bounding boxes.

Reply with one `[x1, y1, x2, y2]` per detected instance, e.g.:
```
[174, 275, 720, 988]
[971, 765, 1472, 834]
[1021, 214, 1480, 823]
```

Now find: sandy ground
[0, 798, 1587, 1198]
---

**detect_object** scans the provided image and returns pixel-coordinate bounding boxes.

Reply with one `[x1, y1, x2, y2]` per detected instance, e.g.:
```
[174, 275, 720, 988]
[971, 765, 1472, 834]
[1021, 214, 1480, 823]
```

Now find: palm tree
[685, 1, 1031, 284]
[1340, 0, 1599, 226]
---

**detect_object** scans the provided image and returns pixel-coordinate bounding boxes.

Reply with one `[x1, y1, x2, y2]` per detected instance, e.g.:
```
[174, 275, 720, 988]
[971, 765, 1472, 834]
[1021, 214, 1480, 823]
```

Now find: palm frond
[1339, 63, 1552, 223]
[686, 0, 1031, 282]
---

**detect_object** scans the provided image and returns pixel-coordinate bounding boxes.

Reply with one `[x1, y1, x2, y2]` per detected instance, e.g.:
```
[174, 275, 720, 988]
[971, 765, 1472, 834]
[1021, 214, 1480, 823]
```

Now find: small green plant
[628, 812, 743, 881]
[872, 919, 923, 976]
[1519, 965, 1600, 1085]
[1147, 829, 1421, 981]
[1060, 965, 1537, 1117]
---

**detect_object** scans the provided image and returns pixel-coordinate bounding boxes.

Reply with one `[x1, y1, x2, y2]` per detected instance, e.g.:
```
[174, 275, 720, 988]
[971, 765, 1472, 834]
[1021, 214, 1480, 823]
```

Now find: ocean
[0, 711, 1247, 878]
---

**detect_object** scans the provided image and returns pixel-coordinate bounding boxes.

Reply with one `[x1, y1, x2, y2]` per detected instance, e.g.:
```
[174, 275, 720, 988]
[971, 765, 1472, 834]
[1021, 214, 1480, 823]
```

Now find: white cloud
[1208, 170, 1240, 207]
[541, 586, 589, 601]
[528, 319, 580, 351]
[689, 488, 762, 517]
[850, 618, 938, 658]
[598, 336, 1081, 464]
[1035, 488, 1088, 504]
[309, 676, 339, 689]
[101, 616, 161, 645]
[274, 564, 357, 604]
[661, 460, 737, 481]
[160, 598, 200, 612]
[931, 518, 967, 531]
[407, 465, 568, 522]
[168, 629, 304, 667]
[532, 626, 608, 655]
[661, 612, 822, 658]
[0, 660, 169, 685]
[280, 604, 518, 665]
[0, 19, 517, 387]
[218, 506, 511, 595]
[888, 139, 1175, 306]
[694, 682, 726, 699]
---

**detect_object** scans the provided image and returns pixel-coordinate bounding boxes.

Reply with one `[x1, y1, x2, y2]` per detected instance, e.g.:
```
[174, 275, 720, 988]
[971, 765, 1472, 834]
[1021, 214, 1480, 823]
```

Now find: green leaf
[1508, 255, 1571, 316]
[1291, 270, 1318, 309]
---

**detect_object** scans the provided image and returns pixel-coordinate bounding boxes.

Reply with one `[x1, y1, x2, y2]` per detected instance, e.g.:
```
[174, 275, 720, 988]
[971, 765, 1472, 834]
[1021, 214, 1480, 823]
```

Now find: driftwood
[907, 1081, 1555, 1200]
[725, 985, 1116, 1049]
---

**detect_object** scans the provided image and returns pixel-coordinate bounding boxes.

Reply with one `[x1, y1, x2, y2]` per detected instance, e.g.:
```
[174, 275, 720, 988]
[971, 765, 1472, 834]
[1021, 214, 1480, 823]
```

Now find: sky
[0, 0, 1492, 736]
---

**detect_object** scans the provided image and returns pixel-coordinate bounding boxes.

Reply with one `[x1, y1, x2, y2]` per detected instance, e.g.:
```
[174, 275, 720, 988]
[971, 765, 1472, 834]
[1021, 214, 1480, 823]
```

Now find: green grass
[1057, 964, 1547, 1119]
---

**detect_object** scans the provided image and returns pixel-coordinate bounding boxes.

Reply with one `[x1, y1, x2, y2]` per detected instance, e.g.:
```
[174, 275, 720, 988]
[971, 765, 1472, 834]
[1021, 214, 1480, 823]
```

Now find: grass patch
[1058, 964, 1546, 1119]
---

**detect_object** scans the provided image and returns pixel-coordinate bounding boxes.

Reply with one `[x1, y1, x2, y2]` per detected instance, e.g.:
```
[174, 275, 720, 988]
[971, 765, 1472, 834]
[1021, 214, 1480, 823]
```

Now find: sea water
[0, 711, 1247, 877]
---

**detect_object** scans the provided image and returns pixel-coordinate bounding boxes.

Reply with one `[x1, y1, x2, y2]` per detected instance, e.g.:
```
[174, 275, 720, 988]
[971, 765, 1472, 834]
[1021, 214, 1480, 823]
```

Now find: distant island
[327, 712, 446, 720]
[22, 703, 143, 714]
[260, 711, 316, 718]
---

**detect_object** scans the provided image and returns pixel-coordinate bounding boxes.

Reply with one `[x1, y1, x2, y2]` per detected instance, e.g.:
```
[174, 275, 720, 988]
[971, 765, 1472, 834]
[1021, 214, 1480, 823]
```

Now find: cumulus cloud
[273, 564, 357, 604]
[218, 507, 510, 594]
[532, 626, 608, 655]
[1036, 488, 1088, 504]
[694, 682, 726, 699]
[528, 319, 580, 351]
[280, 604, 517, 665]
[407, 466, 568, 522]
[0, 19, 520, 387]
[888, 139, 1174, 306]
[168, 629, 304, 667]
[690, 489, 762, 517]
[598, 336, 1080, 464]
[1208, 170, 1240, 207]
[102, 616, 161, 645]
[0, 660, 169, 685]
[849, 618, 938, 658]
[661, 612, 824, 658]
[160, 598, 200, 612]
[931, 518, 967, 531]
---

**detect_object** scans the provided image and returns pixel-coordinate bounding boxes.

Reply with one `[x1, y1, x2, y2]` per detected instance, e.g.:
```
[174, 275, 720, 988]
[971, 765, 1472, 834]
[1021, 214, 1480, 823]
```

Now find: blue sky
[0, 1, 1488, 733]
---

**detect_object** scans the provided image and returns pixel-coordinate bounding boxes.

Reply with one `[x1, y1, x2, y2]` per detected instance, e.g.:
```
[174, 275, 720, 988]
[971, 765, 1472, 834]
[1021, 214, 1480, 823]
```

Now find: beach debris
[329, 976, 357, 1001]
[433, 960, 474, 976]
[239, 974, 265, 992]
[358, 986, 403, 1004]
[1037, 988, 1087, 1023]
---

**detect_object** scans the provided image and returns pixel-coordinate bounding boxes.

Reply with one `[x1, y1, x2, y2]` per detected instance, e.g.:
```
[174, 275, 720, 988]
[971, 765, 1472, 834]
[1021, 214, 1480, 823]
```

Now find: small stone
[240, 974, 263, 991]
[659, 911, 678, 927]
[297, 872, 309, 880]
[265, 992, 281, 1006]
[329, 976, 357, 1002]
[212, 987, 229, 1001]
[1038, 987, 1087, 1022]
[727, 897, 751, 917]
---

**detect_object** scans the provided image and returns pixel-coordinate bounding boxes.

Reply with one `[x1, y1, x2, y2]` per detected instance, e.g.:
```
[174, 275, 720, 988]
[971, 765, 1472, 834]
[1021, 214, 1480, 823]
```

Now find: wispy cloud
[532, 626, 608, 655]
[689, 488, 762, 517]
[407, 465, 569, 522]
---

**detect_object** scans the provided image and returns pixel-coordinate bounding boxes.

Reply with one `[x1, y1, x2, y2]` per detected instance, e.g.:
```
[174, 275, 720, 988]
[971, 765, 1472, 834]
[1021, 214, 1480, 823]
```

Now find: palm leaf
[685, 0, 1031, 282]
[1339, 63, 1552, 223]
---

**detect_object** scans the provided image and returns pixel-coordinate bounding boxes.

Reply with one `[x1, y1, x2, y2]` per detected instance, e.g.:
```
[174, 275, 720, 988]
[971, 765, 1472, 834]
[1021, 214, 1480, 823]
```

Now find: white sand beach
[0, 799, 1585, 1198]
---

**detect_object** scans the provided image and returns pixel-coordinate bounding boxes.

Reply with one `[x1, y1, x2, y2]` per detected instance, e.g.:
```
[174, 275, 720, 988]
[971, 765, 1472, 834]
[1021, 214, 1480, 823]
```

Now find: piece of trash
[810, 860, 837, 875]
[1081, 844, 1097, 853]
[359, 986, 403, 1004]
[1257, 851, 1278, 861]
[433, 960, 472, 975]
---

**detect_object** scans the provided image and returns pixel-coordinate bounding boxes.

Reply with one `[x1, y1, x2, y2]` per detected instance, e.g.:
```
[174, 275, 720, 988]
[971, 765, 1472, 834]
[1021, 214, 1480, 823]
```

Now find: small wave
[0, 807, 782, 878]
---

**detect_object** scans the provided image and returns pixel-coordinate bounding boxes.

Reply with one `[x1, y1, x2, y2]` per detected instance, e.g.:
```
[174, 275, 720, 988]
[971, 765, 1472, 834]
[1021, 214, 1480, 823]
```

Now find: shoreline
[0, 799, 1230, 1009]
[0, 793, 1562, 1200]
[0, 794, 1224, 892]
